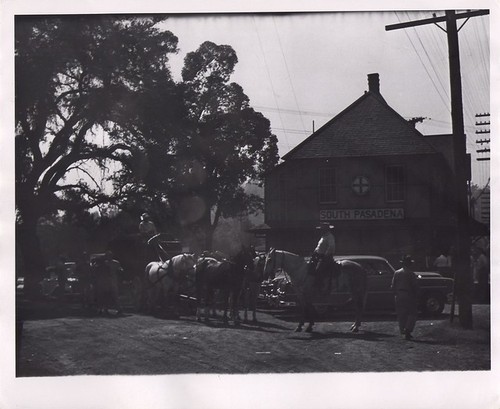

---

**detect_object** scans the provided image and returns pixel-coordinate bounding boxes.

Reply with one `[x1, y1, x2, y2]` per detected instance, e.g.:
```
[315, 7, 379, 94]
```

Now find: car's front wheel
[421, 292, 445, 316]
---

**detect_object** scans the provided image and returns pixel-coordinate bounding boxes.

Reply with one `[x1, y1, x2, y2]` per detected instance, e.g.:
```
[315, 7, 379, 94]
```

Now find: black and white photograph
[1, 0, 498, 408]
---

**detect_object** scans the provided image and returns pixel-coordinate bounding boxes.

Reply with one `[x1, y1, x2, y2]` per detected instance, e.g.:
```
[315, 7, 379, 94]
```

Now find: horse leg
[252, 284, 259, 322]
[350, 294, 362, 332]
[147, 287, 157, 314]
[113, 282, 122, 315]
[295, 303, 305, 332]
[221, 290, 229, 324]
[171, 291, 180, 318]
[209, 289, 217, 317]
[232, 289, 241, 326]
[203, 289, 212, 322]
[305, 303, 315, 333]
[195, 284, 203, 322]
[350, 290, 367, 332]
[243, 288, 249, 323]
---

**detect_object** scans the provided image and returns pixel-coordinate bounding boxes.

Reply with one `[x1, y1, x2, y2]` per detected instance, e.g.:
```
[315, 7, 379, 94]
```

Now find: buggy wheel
[132, 276, 146, 311]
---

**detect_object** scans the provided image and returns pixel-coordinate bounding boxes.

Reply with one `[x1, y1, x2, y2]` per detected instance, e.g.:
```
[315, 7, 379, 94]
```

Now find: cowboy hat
[400, 255, 415, 266]
[316, 222, 334, 230]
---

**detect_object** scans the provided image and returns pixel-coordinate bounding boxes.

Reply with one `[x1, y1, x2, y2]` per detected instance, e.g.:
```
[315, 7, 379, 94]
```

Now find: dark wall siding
[264, 153, 454, 266]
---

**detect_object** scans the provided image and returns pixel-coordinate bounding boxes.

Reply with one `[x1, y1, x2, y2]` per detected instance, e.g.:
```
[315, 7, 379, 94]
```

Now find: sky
[162, 11, 491, 187]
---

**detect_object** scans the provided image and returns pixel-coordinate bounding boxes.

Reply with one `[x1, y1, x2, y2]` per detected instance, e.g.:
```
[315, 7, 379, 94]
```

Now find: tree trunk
[17, 213, 46, 298]
[202, 215, 215, 251]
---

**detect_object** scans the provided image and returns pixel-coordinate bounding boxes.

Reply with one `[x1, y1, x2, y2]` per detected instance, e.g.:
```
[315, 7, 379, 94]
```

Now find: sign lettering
[320, 208, 404, 221]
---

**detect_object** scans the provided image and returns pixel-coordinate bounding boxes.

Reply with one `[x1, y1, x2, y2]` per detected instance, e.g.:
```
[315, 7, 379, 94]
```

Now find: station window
[319, 167, 337, 203]
[385, 165, 405, 202]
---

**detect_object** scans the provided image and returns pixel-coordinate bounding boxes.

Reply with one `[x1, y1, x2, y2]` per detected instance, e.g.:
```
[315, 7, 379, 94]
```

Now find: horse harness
[267, 249, 286, 280]
[148, 257, 184, 287]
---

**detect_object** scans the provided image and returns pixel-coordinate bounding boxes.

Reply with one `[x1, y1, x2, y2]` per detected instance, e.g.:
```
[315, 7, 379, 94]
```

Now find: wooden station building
[262, 73, 463, 267]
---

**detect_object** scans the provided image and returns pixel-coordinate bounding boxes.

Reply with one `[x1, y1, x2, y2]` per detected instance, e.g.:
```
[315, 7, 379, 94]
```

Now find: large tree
[15, 15, 179, 292]
[177, 41, 279, 249]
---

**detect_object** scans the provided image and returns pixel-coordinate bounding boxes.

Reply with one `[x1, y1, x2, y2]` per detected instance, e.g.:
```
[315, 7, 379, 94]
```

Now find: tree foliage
[175, 41, 279, 247]
[15, 15, 179, 285]
[16, 17, 279, 288]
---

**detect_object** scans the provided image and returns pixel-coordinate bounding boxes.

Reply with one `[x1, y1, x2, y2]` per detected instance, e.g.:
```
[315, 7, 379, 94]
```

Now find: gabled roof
[283, 90, 439, 160]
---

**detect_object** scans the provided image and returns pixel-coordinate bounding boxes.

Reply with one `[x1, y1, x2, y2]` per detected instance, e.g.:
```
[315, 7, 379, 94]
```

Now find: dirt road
[16, 299, 490, 376]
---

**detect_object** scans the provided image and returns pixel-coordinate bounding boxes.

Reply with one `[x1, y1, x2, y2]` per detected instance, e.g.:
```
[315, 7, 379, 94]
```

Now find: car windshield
[352, 259, 394, 276]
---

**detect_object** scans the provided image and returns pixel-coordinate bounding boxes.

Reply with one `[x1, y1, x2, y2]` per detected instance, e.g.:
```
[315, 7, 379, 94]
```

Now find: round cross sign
[352, 176, 370, 195]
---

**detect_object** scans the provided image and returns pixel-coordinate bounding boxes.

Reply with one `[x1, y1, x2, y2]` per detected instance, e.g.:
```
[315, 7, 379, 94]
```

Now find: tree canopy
[15, 16, 279, 288]
[15, 15, 180, 286]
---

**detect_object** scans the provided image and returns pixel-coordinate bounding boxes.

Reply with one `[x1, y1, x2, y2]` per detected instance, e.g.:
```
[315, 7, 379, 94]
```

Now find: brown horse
[263, 249, 367, 333]
[195, 246, 255, 325]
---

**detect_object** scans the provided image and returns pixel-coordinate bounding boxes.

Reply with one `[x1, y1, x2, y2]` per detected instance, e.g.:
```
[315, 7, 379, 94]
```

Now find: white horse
[263, 249, 367, 333]
[144, 253, 196, 315]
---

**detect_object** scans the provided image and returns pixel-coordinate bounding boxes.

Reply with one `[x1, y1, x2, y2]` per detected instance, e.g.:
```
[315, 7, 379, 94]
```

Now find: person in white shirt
[314, 223, 336, 257]
[391, 255, 420, 340]
[139, 213, 157, 240]
[310, 223, 336, 293]
[433, 250, 451, 277]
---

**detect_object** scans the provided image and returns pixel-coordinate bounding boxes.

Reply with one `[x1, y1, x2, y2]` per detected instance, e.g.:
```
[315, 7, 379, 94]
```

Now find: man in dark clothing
[76, 252, 93, 308]
[391, 255, 420, 340]
[55, 255, 67, 299]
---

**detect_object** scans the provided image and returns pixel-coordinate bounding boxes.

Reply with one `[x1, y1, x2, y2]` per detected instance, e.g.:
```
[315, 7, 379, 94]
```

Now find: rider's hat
[400, 255, 415, 267]
[316, 222, 334, 231]
[141, 212, 150, 221]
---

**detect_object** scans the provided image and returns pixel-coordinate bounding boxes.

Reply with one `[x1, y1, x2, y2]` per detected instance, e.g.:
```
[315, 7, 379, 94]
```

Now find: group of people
[432, 245, 490, 303]
[309, 222, 420, 341]
[72, 251, 122, 314]
[471, 246, 490, 303]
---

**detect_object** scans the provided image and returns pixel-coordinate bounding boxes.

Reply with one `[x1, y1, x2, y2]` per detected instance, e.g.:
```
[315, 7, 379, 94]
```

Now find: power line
[272, 16, 307, 135]
[395, 12, 451, 113]
[252, 17, 291, 152]
[404, 11, 450, 104]
[254, 105, 334, 117]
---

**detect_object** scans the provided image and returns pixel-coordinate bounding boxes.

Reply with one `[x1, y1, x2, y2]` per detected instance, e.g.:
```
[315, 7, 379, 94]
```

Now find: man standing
[55, 255, 67, 299]
[75, 252, 93, 308]
[391, 255, 420, 340]
[104, 251, 123, 314]
[474, 247, 490, 303]
[433, 250, 451, 278]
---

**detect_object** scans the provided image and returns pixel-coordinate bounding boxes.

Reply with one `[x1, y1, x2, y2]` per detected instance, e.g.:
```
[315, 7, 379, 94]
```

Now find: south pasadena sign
[320, 208, 404, 221]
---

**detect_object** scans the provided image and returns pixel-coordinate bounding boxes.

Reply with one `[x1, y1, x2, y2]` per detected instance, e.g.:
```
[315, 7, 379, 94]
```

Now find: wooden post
[386, 10, 489, 328]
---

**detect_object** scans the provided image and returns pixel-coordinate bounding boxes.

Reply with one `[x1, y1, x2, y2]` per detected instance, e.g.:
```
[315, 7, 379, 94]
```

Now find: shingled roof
[283, 73, 439, 160]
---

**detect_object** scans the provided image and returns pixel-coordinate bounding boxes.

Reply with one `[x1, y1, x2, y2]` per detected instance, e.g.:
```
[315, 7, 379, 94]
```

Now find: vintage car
[41, 261, 80, 297]
[260, 255, 454, 316]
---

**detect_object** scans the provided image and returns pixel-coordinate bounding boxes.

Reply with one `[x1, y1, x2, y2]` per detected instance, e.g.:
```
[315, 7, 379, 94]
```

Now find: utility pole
[386, 9, 489, 329]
